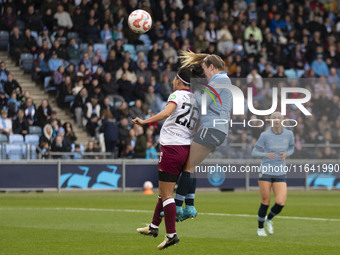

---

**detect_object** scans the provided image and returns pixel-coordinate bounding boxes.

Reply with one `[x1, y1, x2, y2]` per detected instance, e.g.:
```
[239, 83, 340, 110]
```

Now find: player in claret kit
[134, 68, 199, 250]
[252, 112, 295, 237]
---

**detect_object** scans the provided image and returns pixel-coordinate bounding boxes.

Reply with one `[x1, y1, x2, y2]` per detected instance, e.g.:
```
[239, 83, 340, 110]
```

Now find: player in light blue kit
[252, 112, 295, 236]
[172, 51, 233, 221]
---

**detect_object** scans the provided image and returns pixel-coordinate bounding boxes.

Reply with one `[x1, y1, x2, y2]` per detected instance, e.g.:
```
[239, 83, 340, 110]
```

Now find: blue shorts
[258, 174, 287, 183]
[193, 128, 226, 149]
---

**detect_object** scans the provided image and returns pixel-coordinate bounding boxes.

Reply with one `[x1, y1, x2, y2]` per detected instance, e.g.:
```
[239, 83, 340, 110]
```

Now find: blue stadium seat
[79, 43, 88, 53]
[44, 76, 57, 92]
[29, 126, 42, 136]
[139, 34, 151, 46]
[67, 32, 80, 40]
[25, 134, 40, 145]
[27, 144, 38, 159]
[20, 53, 34, 73]
[31, 31, 38, 40]
[0, 31, 9, 51]
[0, 134, 8, 143]
[94, 43, 107, 53]
[5, 144, 24, 160]
[136, 45, 150, 55]
[9, 134, 24, 144]
[123, 44, 136, 59]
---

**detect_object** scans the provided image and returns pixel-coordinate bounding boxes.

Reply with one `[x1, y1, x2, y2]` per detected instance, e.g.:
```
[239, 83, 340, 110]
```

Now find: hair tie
[177, 74, 190, 85]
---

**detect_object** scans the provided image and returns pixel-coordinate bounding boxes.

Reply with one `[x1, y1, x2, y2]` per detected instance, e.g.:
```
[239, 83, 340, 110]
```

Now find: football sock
[267, 203, 284, 220]
[151, 196, 163, 227]
[175, 171, 191, 207]
[258, 203, 269, 228]
[163, 198, 176, 234]
[185, 176, 196, 206]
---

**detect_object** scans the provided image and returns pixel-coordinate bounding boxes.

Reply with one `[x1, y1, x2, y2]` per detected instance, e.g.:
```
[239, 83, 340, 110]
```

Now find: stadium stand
[0, 0, 339, 159]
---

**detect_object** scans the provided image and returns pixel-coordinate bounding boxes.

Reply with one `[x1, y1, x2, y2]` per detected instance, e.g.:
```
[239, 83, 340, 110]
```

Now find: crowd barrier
[0, 159, 339, 192]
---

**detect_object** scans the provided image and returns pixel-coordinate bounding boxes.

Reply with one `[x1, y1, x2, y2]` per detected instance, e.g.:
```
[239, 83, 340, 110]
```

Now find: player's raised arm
[132, 103, 177, 125]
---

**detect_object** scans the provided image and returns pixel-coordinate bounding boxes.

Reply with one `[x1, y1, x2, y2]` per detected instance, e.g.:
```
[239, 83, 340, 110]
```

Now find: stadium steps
[0, 51, 91, 146]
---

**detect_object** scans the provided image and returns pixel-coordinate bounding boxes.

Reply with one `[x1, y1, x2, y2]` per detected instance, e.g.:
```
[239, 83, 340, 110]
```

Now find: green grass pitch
[0, 191, 340, 255]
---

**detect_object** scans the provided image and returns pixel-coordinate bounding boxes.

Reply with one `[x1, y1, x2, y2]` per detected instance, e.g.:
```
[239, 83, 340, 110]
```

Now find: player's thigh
[272, 182, 287, 205]
[258, 180, 272, 205]
[183, 142, 213, 173]
[158, 181, 176, 201]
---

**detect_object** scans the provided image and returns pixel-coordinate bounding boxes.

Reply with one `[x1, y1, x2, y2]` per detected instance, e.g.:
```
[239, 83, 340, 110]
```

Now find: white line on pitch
[1, 207, 340, 222]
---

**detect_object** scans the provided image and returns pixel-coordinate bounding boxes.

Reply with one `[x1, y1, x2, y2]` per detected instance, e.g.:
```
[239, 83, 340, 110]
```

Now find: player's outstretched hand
[132, 117, 145, 125]
[279, 152, 288, 161]
[265, 153, 277, 160]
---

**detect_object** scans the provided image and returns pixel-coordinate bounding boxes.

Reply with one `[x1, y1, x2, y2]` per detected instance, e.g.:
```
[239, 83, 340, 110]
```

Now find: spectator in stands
[33, 52, 50, 82]
[83, 18, 100, 44]
[100, 23, 114, 45]
[311, 54, 330, 76]
[12, 109, 29, 135]
[144, 85, 163, 114]
[84, 140, 100, 159]
[0, 109, 12, 135]
[136, 61, 151, 83]
[0, 6, 17, 32]
[58, 75, 74, 107]
[71, 87, 88, 128]
[51, 39, 67, 60]
[134, 125, 146, 159]
[101, 97, 115, 117]
[92, 49, 106, 66]
[25, 5, 43, 32]
[48, 110, 61, 127]
[42, 8, 56, 31]
[51, 135, 71, 158]
[9, 27, 26, 65]
[244, 20, 263, 42]
[72, 6, 86, 33]
[36, 99, 52, 127]
[117, 73, 134, 103]
[54, 4, 73, 30]
[4, 73, 22, 96]
[116, 61, 137, 84]
[22, 97, 36, 125]
[102, 73, 119, 96]
[7, 91, 20, 118]
[23, 28, 38, 55]
[48, 51, 64, 72]
[104, 50, 120, 75]
[129, 99, 144, 119]
[72, 144, 83, 159]
[79, 52, 93, 72]
[205, 21, 220, 44]
[37, 27, 53, 49]
[244, 34, 261, 57]
[0, 62, 9, 83]
[84, 94, 101, 126]
[99, 109, 118, 155]
[162, 41, 178, 64]
[52, 65, 65, 89]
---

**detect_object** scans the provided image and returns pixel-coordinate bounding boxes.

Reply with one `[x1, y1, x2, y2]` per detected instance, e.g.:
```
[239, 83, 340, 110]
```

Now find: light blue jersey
[252, 128, 295, 176]
[194, 72, 233, 135]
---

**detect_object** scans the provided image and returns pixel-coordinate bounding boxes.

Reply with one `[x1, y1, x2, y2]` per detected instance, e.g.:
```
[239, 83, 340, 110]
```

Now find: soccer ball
[128, 9, 152, 34]
[143, 181, 153, 190]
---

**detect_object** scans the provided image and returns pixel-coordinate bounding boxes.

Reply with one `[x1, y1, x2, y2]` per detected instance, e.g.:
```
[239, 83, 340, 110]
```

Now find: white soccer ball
[143, 181, 153, 190]
[128, 9, 152, 34]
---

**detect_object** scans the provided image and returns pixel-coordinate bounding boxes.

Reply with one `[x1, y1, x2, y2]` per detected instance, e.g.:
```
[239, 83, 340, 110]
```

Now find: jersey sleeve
[287, 131, 295, 156]
[251, 132, 266, 158]
[167, 91, 180, 106]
